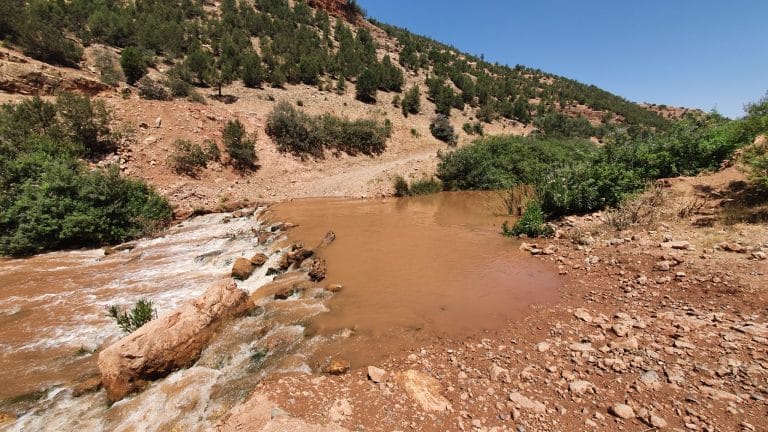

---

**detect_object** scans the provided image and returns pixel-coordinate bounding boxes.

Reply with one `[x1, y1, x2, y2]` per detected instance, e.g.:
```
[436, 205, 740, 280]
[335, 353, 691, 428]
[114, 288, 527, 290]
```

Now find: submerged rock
[98, 279, 250, 401]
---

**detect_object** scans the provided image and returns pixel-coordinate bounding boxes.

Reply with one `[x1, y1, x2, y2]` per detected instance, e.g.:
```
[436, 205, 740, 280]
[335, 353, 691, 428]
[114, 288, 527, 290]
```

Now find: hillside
[0, 0, 674, 216]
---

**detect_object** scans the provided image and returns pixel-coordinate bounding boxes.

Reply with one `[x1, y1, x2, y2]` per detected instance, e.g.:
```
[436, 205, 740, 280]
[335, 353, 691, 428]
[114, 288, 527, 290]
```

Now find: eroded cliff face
[307, 0, 361, 23]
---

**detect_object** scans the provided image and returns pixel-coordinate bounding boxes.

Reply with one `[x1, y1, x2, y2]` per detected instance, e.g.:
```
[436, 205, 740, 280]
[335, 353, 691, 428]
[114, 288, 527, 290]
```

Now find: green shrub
[462, 121, 484, 136]
[95, 50, 123, 86]
[242, 52, 265, 88]
[205, 139, 221, 162]
[401, 85, 421, 117]
[266, 102, 391, 158]
[430, 115, 457, 145]
[392, 175, 442, 196]
[168, 139, 208, 177]
[55, 93, 115, 157]
[120, 47, 147, 85]
[223, 119, 257, 170]
[393, 175, 410, 197]
[0, 96, 172, 256]
[502, 199, 553, 238]
[107, 299, 156, 333]
[355, 68, 378, 103]
[409, 177, 443, 195]
[17, 10, 83, 66]
[137, 76, 171, 101]
[266, 101, 323, 158]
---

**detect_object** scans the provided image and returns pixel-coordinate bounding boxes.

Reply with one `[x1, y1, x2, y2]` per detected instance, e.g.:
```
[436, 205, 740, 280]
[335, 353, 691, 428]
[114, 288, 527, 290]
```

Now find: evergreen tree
[355, 68, 378, 103]
[120, 47, 147, 85]
[241, 52, 265, 88]
[401, 85, 421, 117]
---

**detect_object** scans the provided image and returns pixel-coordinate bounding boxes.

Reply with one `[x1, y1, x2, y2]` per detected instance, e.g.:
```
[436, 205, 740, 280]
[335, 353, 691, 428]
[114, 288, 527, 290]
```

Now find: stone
[154, 116, 162, 128]
[72, 376, 102, 397]
[569, 380, 594, 395]
[752, 251, 767, 261]
[319, 230, 336, 248]
[535, 341, 551, 352]
[250, 253, 268, 267]
[98, 280, 250, 401]
[610, 336, 639, 351]
[396, 370, 452, 412]
[279, 247, 315, 270]
[231, 257, 256, 280]
[655, 261, 671, 272]
[661, 241, 691, 250]
[308, 258, 327, 282]
[648, 414, 668, 428]
[324, 358, 350, 375]
[639, 370, 661, 389]
[329, 398, 352, 422]
[489, 364, 511, 383]
[368, 366, 386, 383]
[612, 322, 631, 337]
[569, 342, 594, 352]
[609, 403, 635, 419]
[574, 308, 593, 323]
[508, 392, 546, 413]
[718, 242, 744, 253]
[325, 284, 344, 293]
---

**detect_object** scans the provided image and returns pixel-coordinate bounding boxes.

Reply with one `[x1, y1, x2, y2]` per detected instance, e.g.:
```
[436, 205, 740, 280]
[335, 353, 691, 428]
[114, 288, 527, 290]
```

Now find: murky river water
[0, 192, 560, 431]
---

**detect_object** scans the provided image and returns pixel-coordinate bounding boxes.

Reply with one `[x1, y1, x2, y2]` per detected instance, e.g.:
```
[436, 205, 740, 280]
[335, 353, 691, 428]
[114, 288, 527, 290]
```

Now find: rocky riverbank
[216, 174, 768, 432]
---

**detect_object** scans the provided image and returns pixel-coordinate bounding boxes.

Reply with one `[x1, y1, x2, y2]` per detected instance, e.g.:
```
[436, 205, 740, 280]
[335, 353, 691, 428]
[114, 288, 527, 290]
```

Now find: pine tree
[355, 68, 377, 103]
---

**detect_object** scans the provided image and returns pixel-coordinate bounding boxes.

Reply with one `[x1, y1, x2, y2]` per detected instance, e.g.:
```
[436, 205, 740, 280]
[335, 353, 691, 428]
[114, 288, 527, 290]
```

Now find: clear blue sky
[359, 0, 768, 119]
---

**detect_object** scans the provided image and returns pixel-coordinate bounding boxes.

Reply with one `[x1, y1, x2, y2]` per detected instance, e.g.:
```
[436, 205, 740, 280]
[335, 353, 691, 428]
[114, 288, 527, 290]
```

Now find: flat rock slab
[396, 370, 452, 412]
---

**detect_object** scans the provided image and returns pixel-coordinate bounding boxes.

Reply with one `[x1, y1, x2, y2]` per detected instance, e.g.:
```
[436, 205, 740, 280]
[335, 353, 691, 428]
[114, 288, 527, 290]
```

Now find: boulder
[279, 246, 314, 270]
[609, 403, 635, 419]
[367, 366, 386, 383]
[508, 392, 546, 413]
[231, 258, 255, 280]
[98, 279, 250, 401]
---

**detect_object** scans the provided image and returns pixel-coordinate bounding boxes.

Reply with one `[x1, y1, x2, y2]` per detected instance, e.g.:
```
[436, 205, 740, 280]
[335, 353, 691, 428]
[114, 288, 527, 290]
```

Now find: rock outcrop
[98, 279, 250, 401]
[307, 0, 361, 23]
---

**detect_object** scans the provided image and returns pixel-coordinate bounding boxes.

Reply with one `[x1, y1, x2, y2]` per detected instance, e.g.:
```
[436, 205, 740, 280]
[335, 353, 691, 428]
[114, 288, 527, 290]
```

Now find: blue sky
[359, 0, 768, 119]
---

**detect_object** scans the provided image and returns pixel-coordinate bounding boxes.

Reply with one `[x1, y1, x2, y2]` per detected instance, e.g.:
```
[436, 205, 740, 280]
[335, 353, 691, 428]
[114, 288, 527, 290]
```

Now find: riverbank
[218, 170, 768, 432]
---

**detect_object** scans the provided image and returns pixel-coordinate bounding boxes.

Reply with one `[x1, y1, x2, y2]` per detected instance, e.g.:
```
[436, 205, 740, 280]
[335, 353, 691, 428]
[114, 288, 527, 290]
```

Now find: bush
[55, 93, 115, 157]
[266, 102, 391, 158]
[168, 139, 208, 177]
[393, 175, 410, 197]
[107, 299, 156, 333]
[462, 121, 484, 136]
[430, 115, 457, 145]
[17, 12, 83, 66]
[95, 50, 123, 86]
[241, 52, 265, 88]
[401, 85, 421, 117]
[392, 175, 442, 196]
[223, 119, 257, 169]
[502, 199, 553, 238]
[266, 101, 323, 158]
[120, 47, 147, 85]
[137, 76, 171, 101]
[437, 135, 597, 191]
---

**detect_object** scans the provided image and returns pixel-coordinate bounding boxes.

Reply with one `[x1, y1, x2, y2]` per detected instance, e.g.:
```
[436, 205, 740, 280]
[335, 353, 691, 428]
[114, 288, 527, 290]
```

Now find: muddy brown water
[271, 191, 561, 368]
[0, 193, 560, 430]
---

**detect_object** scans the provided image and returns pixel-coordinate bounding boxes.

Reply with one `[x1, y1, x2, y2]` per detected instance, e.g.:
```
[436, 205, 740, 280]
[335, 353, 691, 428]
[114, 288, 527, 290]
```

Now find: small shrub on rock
[107, 298, 156, 333]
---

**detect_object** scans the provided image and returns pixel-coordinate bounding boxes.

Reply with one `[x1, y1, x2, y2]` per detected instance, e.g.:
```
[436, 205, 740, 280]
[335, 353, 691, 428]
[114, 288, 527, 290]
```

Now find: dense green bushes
[436, 135, 596, 191]
[266, 102, 391, 158]
[0, 96, 172, 256]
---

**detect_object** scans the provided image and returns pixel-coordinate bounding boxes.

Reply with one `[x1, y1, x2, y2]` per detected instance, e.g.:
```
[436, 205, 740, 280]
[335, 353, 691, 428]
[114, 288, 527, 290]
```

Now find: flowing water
[0, 192, 560, 431]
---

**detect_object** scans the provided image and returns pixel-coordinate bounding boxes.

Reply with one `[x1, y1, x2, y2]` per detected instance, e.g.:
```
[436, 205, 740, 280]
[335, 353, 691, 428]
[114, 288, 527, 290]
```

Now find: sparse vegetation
[107, 299, 157, 333]
[462, 121, 484, 136]
[168, 140, 209, 177]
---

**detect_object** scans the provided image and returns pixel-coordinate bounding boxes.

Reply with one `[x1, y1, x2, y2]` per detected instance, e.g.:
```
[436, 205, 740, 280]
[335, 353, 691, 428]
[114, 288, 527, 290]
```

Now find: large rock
[232, 258, 256, 280]
[98, 279, 250, 401]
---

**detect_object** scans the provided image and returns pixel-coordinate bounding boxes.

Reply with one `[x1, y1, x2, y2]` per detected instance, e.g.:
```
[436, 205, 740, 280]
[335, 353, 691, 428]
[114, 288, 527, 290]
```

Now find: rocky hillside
[0, 0, 676, 215]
